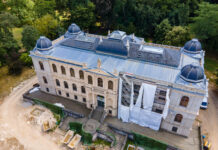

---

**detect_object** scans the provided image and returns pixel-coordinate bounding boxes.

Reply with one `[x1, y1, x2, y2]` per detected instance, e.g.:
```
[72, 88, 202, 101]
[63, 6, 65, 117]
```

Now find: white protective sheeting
[162, 89, 170, 119]
[118, 78, 130, 122]
[118, 79, 171, 131]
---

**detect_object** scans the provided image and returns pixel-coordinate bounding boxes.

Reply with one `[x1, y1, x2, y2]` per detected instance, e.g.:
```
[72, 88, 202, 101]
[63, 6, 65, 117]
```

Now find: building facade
[30, 23, 208, 137]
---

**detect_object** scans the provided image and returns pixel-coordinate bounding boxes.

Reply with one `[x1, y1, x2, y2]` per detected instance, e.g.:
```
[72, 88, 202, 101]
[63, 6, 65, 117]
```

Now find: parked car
[200, 97, 208, 109]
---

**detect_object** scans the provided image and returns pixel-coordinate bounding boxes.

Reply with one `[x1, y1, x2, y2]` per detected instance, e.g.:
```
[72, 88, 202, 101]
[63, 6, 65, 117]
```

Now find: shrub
[133, 132, 167, 150]
[69, 122, 93, 145]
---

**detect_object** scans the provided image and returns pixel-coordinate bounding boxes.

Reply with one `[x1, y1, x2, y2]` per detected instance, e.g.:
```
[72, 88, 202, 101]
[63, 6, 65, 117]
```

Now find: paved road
[198, 87, 218, 150]
[0, 76, 62, 150]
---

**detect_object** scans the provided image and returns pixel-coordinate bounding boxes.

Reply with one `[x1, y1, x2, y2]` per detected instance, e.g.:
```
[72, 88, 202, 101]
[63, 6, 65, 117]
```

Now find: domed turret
[180, 64, 204, 83]
[67, 23, 81, 34]
[36, 36, 53, 50]
[183, 39, 202, 54]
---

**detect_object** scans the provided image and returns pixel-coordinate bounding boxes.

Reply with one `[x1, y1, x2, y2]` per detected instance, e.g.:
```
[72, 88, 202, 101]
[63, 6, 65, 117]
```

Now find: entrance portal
[97, 95, 105, 107]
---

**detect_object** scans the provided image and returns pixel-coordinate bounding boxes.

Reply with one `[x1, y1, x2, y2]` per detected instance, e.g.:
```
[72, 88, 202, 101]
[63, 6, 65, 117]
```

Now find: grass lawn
[204, 56, 218, 84]
[93, 138, 111, 147]
[12, 27, 23, 47]
[0, 66, 35, 103]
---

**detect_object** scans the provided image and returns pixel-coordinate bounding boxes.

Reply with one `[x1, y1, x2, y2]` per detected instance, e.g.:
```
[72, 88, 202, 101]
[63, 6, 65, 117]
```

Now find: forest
[0, 0, 217, 82]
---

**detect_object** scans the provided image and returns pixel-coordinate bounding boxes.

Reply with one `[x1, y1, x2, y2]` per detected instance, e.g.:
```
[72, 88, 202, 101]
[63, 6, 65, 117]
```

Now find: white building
[30, 23, 208, 137]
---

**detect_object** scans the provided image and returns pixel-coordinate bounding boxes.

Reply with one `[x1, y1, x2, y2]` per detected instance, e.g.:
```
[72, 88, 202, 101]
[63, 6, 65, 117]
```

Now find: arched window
[61, 66, 66, 75]
[64, 81, 68, 89]
[88, 75, 93, 84]
[70, 68, 75, 77]
[174, 114, 183, 123]
[52, 64, 57, 72]
[56, 79, 60, 86]
[81, 86, 86, 93]
[180, 96, 189, 107]
[98, 78, 103, 87]
[39, 61, 44, 70]
[108, 80, 113, 90]
[72, 83, 77, 91]
[79, 70, 84, 79]
[43, 76, 47, 84]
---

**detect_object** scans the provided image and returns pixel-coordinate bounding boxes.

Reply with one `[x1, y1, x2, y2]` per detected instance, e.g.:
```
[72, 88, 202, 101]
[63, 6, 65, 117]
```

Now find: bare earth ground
[198, 87, 218, 150]
[0, 76, 63, 150]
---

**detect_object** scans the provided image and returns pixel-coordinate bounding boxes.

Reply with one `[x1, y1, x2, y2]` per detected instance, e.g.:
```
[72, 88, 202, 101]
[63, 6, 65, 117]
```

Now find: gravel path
[0, 76, 62, 150]
[199, 87, 218, 150]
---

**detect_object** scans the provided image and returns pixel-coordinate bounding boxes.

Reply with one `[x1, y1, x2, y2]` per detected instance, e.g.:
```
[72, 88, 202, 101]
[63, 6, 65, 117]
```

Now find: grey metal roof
[33, 44, 180, 84]
[60, 33, 181, 67]
[180, 64, 204, 83]
[36, 36, 53, 50]
[183, 39, 202, 54]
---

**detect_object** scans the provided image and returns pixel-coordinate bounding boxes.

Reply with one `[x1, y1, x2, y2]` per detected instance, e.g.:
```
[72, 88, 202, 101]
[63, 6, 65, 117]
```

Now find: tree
[154, 19, 172, 44]
[164, 26, 190, 46]
[34, 0, 56, 18]
[34, 14, 59, 40]
[22, 26, 39, 51]
[67, 1, 96, 30]
[0, 12, 20, 65]
[191, 2, 218, 51]
[19, 52, 32, 67]
[8, 51, 23, 75]
[7, 0, 35, 25]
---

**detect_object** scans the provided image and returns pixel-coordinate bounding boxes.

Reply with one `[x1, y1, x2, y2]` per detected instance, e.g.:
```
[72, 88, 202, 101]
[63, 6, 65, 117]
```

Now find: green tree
[0, 12, 20, 65]
[191, 2, 218, 51]
[164, 26, 190, 46]
[22, 26, 39, 51]
[34, 0, 56, 18]
[154, 19, 172, 44]
[8, 51, 23, 75]
[67, 1, 96, 30]
[7, 0, 35, 25]
[34, 14, 59, 40]
[19, 52, 32, 67]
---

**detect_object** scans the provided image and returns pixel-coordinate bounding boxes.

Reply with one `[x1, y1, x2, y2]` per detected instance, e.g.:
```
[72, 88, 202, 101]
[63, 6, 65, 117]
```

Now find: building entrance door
[97, 95, 105, 108]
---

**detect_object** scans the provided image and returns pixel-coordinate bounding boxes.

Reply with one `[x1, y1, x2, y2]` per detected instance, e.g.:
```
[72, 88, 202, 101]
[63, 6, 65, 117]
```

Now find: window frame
[61, 66, 66, 75]
[39, 61, 44, 70]
[98, 78, 103, 87]
[52, 64, 57, 72]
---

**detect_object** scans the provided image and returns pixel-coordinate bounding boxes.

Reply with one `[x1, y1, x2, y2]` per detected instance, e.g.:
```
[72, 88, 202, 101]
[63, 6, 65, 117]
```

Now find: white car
[200, 97, 208, 109]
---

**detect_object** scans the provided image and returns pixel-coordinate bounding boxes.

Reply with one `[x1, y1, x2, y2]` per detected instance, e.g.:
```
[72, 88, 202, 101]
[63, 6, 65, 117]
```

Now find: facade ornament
[97, 58, 101, 68]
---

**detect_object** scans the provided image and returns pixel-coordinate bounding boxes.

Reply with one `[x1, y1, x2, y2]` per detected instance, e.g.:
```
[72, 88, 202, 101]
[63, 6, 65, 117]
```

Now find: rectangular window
[66, 93, 69, 97]
[58, 90, 61, 95]
[159, 90, 166, 96]
[74, 95, 78, 100]
[109, 110, 112, 114]
[155, 109, 163, 114]
[172, 127, 178, 132]
[46, 88, 49, 92]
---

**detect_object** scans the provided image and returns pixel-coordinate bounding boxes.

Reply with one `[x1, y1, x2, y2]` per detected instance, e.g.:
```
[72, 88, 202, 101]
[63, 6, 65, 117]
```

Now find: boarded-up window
[61, 66, 66, 75]
[174, 114, 183, 123]
[108, 80, 113, 90]
[79, 70, 84, 79]
[88, 75, 93, 84]
[98, 78, 103, 87]
[179, 96, 189, 107]
[70, 68, 75, 77]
